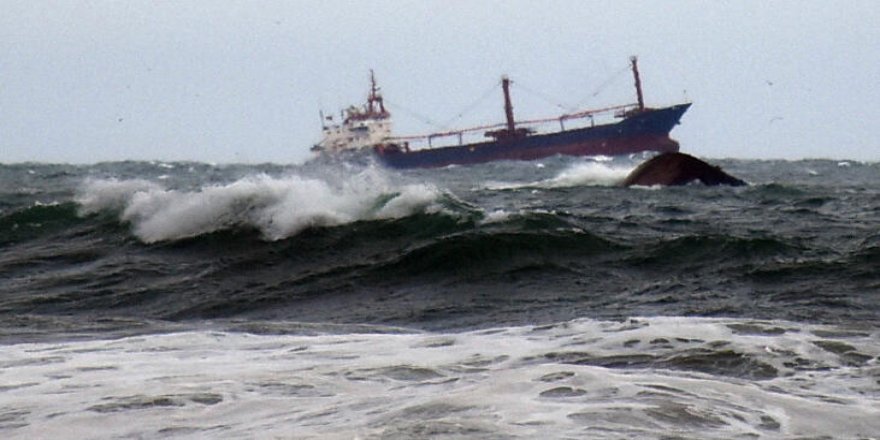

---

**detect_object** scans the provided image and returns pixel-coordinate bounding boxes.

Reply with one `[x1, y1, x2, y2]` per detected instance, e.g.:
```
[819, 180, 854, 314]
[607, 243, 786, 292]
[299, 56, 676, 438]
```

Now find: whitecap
[75, 167, 444, 243]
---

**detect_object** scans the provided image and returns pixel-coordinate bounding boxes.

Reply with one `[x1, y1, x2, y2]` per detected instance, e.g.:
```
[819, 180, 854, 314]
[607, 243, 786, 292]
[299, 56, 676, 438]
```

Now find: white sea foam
[76, 178, 163, 215]
[2, 317, 878, 439]
[543, 161, 633, 187]
[75, 168, 443, 242]
[486, 161, 634, 190]
[481, 209, 514, 224]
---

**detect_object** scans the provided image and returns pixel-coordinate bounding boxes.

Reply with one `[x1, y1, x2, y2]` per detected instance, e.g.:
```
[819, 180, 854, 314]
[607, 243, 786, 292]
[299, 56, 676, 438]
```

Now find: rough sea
[1, 154, 878, 439]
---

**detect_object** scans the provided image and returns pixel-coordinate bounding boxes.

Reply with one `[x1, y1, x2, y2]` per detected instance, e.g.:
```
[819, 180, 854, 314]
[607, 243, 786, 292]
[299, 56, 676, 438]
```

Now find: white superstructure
[312, 71, 393, 154]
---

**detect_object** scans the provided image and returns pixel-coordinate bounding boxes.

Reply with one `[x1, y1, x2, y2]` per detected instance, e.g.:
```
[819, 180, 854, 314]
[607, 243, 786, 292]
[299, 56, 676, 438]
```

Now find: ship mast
[368, 69, 387, 115]
[501, 75, 516, 135]
[630, 56, 645, 111]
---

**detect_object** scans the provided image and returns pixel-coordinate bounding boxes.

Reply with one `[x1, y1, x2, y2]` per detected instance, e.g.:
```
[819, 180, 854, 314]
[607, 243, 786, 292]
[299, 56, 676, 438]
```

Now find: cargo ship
[312, 57, 691, 169]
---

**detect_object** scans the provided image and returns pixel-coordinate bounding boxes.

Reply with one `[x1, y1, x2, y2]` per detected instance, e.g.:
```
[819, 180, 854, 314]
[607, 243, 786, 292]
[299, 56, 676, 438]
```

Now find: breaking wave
[487, 161, 634, 190]
[542, 161, 634, 187]
[75, 167, 447, 243]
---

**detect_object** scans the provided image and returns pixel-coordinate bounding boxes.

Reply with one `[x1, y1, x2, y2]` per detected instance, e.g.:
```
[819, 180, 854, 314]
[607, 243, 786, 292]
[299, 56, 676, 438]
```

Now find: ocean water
[1, 155, 878, 439]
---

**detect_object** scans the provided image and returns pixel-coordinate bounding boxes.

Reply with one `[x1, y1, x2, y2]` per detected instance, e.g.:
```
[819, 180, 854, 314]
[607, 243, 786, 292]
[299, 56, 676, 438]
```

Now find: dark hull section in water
[623, 152, 747, 186]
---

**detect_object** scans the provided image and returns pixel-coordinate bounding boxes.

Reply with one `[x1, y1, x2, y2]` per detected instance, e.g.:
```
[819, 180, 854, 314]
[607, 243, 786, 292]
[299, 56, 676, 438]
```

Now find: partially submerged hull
[374, 104, 691, 169]
[622, 151, 746, 187]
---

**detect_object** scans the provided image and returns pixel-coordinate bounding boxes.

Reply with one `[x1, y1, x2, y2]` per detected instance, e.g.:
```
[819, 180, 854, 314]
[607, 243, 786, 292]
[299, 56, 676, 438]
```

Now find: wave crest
[486, 161, 634, 190]
[75, 168, 444, 243]
[544, 161, 633, 188]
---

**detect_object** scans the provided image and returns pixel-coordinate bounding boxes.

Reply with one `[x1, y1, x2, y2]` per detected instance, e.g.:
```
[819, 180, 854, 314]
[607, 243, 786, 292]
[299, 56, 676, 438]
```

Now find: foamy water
[75, 167, 443, 242]
[3, 317, 878, 439]
[485, 161, 634, 190]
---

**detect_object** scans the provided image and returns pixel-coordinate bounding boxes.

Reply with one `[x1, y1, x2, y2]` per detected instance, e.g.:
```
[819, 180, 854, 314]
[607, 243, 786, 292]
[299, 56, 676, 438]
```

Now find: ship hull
[374, 103, 691, 169]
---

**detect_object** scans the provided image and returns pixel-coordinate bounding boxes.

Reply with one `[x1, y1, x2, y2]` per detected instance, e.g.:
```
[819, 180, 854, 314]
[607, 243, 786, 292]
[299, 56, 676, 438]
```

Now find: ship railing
[389, 103, 637, 148]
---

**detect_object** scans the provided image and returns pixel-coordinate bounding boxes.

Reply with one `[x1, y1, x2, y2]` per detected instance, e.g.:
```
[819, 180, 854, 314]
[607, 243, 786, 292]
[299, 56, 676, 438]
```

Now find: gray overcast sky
[2, 0, 879, 163]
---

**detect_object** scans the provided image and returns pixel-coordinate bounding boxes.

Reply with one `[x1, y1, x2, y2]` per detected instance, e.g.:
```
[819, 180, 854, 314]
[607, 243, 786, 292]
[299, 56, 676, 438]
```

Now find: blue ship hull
[374, 104, 691, 169]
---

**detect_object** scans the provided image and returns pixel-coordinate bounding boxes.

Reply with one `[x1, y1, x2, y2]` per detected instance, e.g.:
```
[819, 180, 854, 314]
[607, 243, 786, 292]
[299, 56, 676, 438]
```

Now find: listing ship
[312, 57, 691, 169]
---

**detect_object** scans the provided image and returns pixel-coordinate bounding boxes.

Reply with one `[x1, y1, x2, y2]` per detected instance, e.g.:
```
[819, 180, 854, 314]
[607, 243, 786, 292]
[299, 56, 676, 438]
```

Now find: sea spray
[542, 161, 634, 188]
[75, 168, 444, 242]
[485, 160, 634, 190]
[75, 178, 163, 215]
